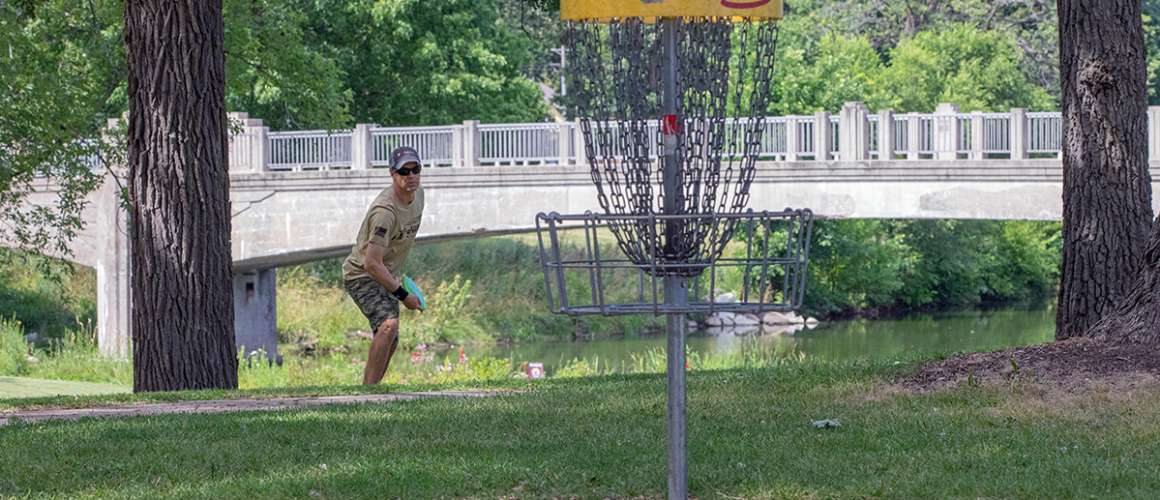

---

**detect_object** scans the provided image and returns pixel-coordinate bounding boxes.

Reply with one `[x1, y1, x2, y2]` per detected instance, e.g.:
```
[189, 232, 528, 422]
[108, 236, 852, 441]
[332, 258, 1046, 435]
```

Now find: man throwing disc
[343, 146, 425, 385]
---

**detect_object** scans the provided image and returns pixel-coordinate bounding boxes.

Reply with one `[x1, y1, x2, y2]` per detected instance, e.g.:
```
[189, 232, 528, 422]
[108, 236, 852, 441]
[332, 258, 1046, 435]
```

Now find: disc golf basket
[534, 1, 812, 498]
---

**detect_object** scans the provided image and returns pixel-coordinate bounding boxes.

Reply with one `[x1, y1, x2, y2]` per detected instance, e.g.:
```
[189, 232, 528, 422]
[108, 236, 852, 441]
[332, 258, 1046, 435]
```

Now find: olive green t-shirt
[342, 186, 425, 282]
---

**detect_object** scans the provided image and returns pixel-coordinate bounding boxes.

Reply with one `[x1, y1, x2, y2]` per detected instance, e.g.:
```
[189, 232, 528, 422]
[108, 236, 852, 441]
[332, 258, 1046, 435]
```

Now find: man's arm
[365, 243, 421, 310]
[364, 243, 402, 292]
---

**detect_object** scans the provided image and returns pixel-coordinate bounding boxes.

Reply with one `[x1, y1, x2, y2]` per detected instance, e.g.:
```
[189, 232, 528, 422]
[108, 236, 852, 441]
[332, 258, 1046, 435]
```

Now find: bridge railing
[479, 122, 565, 165]
[266, 130, 353, 171]
[370, 126, 456, 167]
[224, 104, 1160, 173]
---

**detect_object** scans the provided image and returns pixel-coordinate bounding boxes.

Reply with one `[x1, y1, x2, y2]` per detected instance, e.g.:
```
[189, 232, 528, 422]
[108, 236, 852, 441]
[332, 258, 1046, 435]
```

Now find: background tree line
[3, 0, 1153, 390]
[803, 219, 1060, 318]
[0, 0, 1133, 320]
[12, 0, 1160, 133]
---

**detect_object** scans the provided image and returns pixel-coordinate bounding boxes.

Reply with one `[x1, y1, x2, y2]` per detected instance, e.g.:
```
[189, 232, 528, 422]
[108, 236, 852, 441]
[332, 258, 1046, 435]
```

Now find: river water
[438, 305, 1056, 375]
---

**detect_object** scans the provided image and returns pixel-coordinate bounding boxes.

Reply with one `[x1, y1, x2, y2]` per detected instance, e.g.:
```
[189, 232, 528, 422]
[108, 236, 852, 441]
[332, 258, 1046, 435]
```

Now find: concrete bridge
[19, 102, 1160, 357]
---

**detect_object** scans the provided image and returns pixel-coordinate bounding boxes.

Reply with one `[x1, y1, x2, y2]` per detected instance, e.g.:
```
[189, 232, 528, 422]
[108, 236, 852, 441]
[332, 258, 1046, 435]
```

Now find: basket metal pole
[660, 17, 688, 500]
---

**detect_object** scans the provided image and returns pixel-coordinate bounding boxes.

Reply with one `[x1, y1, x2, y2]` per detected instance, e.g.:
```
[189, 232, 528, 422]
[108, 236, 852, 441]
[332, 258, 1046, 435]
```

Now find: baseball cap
[390, 146, 422, 171]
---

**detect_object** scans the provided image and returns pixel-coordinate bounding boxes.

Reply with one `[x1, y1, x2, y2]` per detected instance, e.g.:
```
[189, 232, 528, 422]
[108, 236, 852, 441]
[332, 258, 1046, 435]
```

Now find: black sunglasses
[393, 165, 422, 176]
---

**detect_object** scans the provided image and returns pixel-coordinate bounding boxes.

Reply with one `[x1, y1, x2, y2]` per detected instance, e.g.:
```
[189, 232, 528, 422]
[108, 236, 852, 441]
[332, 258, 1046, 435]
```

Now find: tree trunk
[1055, 0, 1153, 341]
[125, 0, 237, 391]
[1087, 221, 1160, 342]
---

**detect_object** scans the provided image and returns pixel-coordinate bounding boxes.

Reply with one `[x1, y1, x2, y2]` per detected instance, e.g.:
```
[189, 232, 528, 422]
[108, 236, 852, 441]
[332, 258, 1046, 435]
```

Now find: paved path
[0, 390, 500, 426]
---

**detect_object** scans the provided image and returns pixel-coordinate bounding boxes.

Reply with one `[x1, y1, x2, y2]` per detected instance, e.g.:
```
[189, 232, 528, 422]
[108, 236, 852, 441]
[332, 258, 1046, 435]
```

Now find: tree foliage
[1, 0, 549, 259]
[296, 0, 548, 126]
[769, 7, 1056, 114]
[804, 220, 1061, 317]
[876, 24, 1055, 112]
[785, 0, 1059, 96]
[222, 0, 353, 130]
[0, 0, 113, 262]
[769, 34, 889, 115]
[3, 0, 1160, 322]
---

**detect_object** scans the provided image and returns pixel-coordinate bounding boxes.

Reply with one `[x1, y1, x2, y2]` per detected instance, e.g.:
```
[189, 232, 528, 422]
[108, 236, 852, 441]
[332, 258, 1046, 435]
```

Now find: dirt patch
[987, 372, 1160, 421]
[897, 338, 1160, 392]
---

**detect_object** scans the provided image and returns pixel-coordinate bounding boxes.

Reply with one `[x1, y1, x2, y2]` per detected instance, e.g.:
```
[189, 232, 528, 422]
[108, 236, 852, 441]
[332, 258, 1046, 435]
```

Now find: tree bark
[1087, 220, 1160, 342]
[125, 0, 237, 391]
[1055, 0, 1153, 341]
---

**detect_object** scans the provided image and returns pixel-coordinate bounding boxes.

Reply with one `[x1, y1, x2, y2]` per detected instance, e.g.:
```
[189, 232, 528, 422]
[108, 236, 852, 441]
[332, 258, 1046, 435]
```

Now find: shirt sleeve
[367, 208, 396, 248]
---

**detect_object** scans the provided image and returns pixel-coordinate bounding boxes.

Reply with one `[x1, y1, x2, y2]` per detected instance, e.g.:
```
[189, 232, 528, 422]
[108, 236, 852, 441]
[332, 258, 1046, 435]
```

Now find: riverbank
[0, 220, 1062, 390]
[3, 357, 1158, 497]
[0, 220, 1061, 347]
[2, 303, 1059, 394]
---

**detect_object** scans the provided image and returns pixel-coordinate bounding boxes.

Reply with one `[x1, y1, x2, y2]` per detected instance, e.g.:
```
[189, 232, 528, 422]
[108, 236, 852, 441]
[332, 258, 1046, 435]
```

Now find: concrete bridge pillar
[934, 103, 961, 160]
[877, 110, 895, 160]
[351, 124, 374, 170]
[784, 116, 800, 161]
[558, 121, 573, 166]
[94, 177, 131, 358]
[227, 112, 268, 174]
[572, 118, 587, 166]
[1010, 108, 1028, 160]
[906, 113, 922, 160]
[233, 268, 279, 361]
[840, 102, 870, 161]
[462, 120, 480, 167]
[969, 111, 986, 160]
[814, 111, 832, 161]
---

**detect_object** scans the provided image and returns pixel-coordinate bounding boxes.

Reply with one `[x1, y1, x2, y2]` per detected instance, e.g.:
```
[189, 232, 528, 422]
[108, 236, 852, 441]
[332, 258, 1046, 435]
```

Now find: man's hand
[402, 294, 422, 311]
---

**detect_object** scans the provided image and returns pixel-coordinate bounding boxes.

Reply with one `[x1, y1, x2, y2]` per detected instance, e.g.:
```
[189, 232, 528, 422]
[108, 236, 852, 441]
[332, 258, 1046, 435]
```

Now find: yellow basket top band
[562, 0, 784, 21]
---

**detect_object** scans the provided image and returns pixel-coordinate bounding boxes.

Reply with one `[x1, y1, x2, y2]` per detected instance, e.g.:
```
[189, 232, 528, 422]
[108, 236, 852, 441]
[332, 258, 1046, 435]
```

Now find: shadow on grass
[3, 360, 1159, 497]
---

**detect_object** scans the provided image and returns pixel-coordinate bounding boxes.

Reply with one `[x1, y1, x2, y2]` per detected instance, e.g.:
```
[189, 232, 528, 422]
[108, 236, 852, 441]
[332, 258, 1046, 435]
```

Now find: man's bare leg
[386, 330, 400, 369]
[363, 318, 399, 385]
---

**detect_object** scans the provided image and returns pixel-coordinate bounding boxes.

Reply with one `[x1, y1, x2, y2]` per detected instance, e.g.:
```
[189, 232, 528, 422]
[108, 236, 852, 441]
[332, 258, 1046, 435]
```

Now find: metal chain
[565, 18, 780, 276]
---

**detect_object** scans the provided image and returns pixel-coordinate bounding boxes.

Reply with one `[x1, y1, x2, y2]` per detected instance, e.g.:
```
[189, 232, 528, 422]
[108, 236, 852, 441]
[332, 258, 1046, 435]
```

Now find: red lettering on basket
[721, 0, 771, 9]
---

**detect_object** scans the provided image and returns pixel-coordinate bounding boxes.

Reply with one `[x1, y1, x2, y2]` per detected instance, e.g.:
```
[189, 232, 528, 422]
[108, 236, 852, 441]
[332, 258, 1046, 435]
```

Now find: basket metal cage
[535, 209, 813, 316]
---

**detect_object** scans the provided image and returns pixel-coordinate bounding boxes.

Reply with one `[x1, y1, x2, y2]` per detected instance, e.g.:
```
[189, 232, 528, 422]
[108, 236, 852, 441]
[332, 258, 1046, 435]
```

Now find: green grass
[0, 378, 524, 412]
[2, 359, 1159, 498]
[0, 377, 128, 399]
[0, 249, 96, 340]
[1, 318, 132, 386]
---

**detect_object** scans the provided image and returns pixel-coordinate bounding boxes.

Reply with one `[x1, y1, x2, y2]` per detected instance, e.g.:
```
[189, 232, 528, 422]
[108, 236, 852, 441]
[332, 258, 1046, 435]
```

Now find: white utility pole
[550, 46, 567, 97]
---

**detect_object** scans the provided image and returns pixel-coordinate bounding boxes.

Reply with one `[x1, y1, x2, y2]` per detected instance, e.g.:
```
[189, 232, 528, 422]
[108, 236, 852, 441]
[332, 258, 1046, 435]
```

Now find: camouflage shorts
[344, 277, 400, 334]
